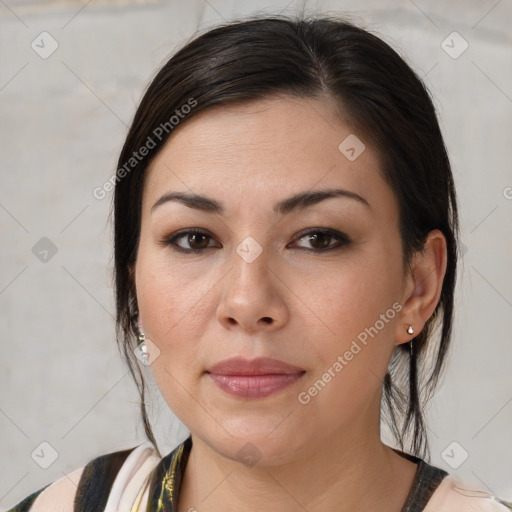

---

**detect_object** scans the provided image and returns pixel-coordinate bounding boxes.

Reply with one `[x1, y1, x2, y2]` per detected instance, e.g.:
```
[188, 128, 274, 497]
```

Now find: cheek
[295, 245, 403, 404]
[135, 256, 211, 415]
[301, 252, 402, 348]
[136, 253, 212, 343]
[296, 270, 400, 431]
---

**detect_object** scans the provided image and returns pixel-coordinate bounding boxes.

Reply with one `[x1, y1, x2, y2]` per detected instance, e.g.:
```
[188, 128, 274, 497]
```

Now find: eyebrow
[151, 188, 371, 216]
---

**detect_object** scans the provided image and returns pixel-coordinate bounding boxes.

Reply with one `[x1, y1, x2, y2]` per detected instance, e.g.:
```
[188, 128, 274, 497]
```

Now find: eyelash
[161, 227, 351, 254]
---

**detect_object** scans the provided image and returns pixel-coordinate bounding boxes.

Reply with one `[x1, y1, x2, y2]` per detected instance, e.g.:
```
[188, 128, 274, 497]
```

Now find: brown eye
[307, 232, 332, 249]
[187, 232, 210, 250]
[163, 229, 219, 253]
[292, 229, 351, 251]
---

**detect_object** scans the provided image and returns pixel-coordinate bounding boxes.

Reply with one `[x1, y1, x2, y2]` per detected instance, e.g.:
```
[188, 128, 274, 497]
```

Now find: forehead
[143, 96, 395, 218]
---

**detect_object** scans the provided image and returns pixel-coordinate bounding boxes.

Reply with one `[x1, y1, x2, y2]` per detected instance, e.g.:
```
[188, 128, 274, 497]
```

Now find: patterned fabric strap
[145, 437, 193, 512]
[73, 447, 136, 511]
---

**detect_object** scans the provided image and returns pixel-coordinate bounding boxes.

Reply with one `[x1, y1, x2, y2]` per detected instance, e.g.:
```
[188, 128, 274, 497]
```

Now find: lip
[206, 357, 305, 399]
[207, 357, 304, 376]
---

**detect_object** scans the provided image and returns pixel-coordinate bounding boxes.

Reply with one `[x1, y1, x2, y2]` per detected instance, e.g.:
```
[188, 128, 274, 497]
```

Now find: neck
[178, 419, 417, 512]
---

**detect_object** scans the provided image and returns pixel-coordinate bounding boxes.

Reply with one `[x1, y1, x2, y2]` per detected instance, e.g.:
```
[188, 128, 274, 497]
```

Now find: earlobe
[395, 229, 448, 345]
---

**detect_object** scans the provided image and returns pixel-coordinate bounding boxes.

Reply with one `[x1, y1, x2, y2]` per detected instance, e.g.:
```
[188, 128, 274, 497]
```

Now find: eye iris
[309, 233, 331, 249]
[189, 233, 209, 249]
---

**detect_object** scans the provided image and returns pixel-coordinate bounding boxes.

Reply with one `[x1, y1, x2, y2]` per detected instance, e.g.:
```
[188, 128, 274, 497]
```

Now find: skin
[134, 95, 448, 512]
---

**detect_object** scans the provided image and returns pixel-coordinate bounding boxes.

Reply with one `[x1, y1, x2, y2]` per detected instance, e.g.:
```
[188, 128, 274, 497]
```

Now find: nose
[216, 248, 289, 333]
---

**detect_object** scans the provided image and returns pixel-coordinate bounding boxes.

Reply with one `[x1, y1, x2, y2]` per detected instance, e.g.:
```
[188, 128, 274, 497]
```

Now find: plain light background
[1, 0, 511, 509]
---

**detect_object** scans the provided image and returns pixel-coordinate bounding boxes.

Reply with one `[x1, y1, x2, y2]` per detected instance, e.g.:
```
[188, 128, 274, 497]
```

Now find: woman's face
[135, 95, 412, 464]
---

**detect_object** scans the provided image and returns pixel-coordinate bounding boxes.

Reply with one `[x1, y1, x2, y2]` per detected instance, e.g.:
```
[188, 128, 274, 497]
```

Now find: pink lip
[206, 357, 305, 399]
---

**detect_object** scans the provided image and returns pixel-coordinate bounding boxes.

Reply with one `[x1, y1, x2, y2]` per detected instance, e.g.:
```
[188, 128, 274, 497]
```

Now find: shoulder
[424, 475, 511, 511]
[5, 442, 160, 512]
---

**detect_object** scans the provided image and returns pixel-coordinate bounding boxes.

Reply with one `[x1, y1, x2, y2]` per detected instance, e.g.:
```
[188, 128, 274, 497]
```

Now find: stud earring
[407, 325, 414, 356]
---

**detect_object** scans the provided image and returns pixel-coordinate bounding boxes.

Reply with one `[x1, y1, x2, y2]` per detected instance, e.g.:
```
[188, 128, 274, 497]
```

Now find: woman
[7, 15, 510, 512]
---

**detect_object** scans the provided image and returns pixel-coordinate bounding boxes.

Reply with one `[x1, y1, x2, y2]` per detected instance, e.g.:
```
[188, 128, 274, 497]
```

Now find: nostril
[261, 317, 273, 324]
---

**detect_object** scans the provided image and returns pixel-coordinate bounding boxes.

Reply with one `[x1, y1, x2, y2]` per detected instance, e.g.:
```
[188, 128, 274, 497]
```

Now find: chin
[192, 420, 310, 467]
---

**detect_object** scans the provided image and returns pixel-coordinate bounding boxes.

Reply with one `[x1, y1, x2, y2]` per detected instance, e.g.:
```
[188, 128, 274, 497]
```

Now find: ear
[395, 229, 448, 345]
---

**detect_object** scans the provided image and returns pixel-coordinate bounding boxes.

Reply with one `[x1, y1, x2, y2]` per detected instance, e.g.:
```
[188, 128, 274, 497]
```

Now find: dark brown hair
[113, 15, 459, 460]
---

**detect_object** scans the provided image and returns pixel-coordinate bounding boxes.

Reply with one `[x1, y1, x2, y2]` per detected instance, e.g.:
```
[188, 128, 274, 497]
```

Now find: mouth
[205, 357, 306, 399]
